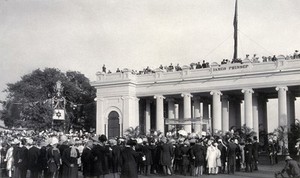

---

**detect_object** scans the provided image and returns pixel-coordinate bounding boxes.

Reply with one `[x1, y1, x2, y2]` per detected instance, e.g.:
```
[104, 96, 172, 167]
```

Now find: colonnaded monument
[91, 57, 300, 143]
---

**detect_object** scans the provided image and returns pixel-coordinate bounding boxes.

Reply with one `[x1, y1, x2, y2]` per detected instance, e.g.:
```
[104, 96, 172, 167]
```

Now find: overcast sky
[1, 0, 300, 104]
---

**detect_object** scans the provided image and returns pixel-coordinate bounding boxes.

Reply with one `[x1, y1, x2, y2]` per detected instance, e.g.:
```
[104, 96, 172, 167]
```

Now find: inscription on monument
[212, 64, 249, 72]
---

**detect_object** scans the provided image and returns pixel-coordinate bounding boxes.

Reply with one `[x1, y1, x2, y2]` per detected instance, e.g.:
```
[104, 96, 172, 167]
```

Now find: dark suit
[28, 146, 40, 178]
[120, 146, 138, 178]
[160, 143, 174, 175]
[13, 146, 21, 178]
[252, 141, 259, 170]
[217, 143, 227, 173]
[18, 146, 28, 178]
[91, 144, 110, 177]
[227, 142, 237, 174]
[62, 147, 80, 178]
[81, 147, 94, 178]
[244, 143, 253, 172]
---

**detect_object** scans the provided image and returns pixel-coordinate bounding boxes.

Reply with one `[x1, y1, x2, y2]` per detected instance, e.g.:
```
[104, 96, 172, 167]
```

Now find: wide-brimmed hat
[51, 137, 59, 145]
[11, 138, 20, 145]
[60, 135, 68, 143]
[189, 139, 196, 144]
[27, 138, 33, 145]
[285, 156, 292, 161]
[109, 139, 117, 146]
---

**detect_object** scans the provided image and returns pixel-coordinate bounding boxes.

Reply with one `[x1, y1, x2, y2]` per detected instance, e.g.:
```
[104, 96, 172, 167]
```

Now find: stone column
[122, 96, 139, 134]
[181, 93, 192, 133]
[145, 100, 151, 134]
[154, 95, 165, 134]
[167, 98, 175, 131]
[96, 97, 105, 135]
[221, 95, 229, 132]
[242, 88, 254, 128]
[276, 86, 288, 151]
[167, 98, 175, 119]
[276, 86, 288, 127]
[252, 94, 259, 138]
[202, 100, 210, 132]
[174, 103, 179, 119]
[193, 97, 201, 134]
[210, 90, 222, 132]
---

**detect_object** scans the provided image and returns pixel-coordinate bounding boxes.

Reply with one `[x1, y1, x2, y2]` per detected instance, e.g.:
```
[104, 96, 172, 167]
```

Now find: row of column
[147, 86, 291, 136]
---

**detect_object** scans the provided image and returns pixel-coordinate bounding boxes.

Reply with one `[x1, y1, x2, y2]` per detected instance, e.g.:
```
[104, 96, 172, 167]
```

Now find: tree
[1, 68, 96, 131]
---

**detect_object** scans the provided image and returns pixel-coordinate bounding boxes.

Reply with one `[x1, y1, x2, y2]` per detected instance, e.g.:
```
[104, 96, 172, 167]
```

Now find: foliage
[18, 102, 53, 130]
[288, 119, 300, 155]
[240, 124, 256, 138]
[271, 125, 289, 154]
[0, 68, 96, 131]
[232, 124, 256, 143]
[124, 126, 141, 138]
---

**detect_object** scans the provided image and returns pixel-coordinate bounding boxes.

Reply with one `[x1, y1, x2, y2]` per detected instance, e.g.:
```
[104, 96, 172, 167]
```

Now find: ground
[1, 162, 285, 178]
[0, 156, 288, 178]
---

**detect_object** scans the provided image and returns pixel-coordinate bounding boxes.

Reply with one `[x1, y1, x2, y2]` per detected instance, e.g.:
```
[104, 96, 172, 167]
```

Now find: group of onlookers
[1, 129, 300, 178]
[0, 129, 268, 178]
[100, 49, 300, 75]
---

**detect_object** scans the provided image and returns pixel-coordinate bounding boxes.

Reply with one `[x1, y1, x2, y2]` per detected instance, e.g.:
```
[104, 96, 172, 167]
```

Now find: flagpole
[233, 0, 238, 60]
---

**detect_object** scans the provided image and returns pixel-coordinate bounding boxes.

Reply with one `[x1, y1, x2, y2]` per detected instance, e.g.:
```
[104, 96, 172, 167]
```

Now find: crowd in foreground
[101, 50, 300, 74]
[0, 129, 300, 178]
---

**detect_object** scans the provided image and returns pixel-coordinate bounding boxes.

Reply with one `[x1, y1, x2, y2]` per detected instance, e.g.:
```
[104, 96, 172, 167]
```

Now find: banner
[53, 109, 65, 120]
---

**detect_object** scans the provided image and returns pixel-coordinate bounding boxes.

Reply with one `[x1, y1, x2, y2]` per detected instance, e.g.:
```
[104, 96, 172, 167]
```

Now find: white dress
[206, 145, 217, 168]
[5, 146, 14, 171]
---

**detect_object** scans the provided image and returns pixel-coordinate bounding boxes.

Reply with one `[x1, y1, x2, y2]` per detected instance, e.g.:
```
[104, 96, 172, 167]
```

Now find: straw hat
[60, 135, 68, 143]
[51, 137, 59, 145]
[11, 138, 20, 145]
[109, 139, 117, 146]
[27, 138, 33, 145]
[189, 139, 196, 144]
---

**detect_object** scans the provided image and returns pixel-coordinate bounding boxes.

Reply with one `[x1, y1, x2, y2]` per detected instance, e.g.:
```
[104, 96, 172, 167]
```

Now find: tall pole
[233, 0, 238, 60]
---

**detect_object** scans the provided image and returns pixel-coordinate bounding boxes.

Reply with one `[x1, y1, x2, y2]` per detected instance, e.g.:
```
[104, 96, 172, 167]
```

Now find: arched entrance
[108, 111, 120, 138]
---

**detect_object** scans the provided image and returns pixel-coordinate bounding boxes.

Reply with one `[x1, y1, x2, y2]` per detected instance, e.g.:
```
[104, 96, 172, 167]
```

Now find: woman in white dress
[5, 141, 15, 178]
[206, 140, 218, 175]
[214, 142, 221, 174]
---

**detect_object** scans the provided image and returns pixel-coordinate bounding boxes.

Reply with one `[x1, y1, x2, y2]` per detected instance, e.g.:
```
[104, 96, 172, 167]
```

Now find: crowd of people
[1, 128, 300, 178]
[0, 128, 283, 178]
[100, 50, 300, 75]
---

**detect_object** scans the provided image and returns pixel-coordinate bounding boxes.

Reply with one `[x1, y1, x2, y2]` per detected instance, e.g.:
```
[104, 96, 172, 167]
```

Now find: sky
[0, 0, 300, 107]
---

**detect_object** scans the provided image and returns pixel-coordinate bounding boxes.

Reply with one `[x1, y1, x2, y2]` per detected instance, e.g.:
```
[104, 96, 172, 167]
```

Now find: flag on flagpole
[233, 0, 238, 60]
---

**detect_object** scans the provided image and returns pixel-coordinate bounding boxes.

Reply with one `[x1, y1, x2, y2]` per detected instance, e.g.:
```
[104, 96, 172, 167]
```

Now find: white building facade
[91, 57, 300, 142]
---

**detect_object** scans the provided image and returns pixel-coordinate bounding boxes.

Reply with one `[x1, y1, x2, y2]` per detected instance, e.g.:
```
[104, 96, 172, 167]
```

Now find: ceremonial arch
[91, 57, 300, 142]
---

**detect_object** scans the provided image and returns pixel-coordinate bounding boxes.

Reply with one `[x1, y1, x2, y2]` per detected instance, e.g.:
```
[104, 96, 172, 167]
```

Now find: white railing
[94, 58, 300, 84]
